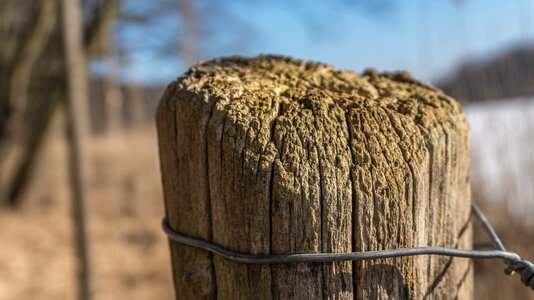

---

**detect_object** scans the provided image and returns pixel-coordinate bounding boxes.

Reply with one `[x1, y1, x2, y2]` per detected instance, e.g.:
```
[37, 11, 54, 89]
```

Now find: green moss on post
[157, 55, 473, 299]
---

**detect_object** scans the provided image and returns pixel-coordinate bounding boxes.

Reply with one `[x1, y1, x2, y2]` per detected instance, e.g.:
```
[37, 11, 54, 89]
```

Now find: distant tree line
[437, 46, 534, 103]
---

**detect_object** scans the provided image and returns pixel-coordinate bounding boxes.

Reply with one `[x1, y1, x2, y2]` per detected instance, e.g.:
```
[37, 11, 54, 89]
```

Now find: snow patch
[466, 97, 534, 225]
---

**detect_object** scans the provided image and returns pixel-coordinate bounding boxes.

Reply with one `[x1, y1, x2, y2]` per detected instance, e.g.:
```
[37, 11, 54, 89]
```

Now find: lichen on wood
[157, 55, 472, 299]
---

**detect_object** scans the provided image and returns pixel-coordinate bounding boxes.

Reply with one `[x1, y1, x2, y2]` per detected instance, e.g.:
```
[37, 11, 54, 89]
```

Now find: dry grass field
[0, 128, 173, 300]
[467, 97, 534, 300]
[0, 98, 533, 299]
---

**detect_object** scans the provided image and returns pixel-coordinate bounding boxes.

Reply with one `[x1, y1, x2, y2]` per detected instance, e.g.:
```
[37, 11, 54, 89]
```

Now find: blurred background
[1, 0, 533, 299]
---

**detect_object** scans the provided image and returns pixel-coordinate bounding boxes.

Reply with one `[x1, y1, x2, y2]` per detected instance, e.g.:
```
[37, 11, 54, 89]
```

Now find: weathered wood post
[157, 56, 473, 299]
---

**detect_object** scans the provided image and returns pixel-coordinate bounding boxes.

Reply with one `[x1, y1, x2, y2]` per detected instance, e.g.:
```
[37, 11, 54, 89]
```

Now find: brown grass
[473, 199, 534, 300]
[0, 127, 173, 300]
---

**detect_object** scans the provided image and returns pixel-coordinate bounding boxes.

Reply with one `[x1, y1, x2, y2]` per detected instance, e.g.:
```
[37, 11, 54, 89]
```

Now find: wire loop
[162, 202, 534, 291]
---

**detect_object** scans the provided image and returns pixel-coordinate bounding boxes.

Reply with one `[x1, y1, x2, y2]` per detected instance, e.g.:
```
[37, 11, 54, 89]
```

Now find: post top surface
[171, 55, 463, 119]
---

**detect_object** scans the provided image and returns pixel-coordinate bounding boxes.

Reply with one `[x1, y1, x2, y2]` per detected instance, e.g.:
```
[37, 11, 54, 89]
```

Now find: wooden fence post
[157, 56, 473, 299]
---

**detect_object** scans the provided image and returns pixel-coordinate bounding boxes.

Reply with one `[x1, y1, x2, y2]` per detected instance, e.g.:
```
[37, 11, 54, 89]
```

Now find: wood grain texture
[157, 56, 472, 299]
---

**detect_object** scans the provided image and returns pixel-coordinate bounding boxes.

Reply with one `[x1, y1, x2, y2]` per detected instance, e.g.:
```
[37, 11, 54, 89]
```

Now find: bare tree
[61, 0, 92, 298]
[0, 0, 120, 207]
[89, 0, 124, 134]
[0, 0, 63, 206]
[103, 43, 124, 134]
[8, 0, 56, 128]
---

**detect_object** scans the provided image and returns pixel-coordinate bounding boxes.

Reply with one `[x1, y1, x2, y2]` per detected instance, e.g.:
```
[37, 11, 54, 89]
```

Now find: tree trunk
[128, 84, 146, 127]
[157, 56, 473, 299]
[0, 0, 58, 205]
[97, 0, 123, 135]
[61, 0, 91, 298]
[103, 44, 123, 134]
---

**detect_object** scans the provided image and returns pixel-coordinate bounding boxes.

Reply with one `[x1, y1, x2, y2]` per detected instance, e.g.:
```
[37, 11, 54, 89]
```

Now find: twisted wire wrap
[505, 260, 534, 289]
[162, 202, 534, 291]
[470, 203, 534, 290]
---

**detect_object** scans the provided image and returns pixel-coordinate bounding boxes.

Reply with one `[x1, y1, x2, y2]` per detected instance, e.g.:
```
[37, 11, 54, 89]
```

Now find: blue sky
[115, 0, 534, 85]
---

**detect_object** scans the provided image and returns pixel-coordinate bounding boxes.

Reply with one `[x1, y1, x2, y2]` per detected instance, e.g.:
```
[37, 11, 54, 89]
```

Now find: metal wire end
[504, 259, 534, 290]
